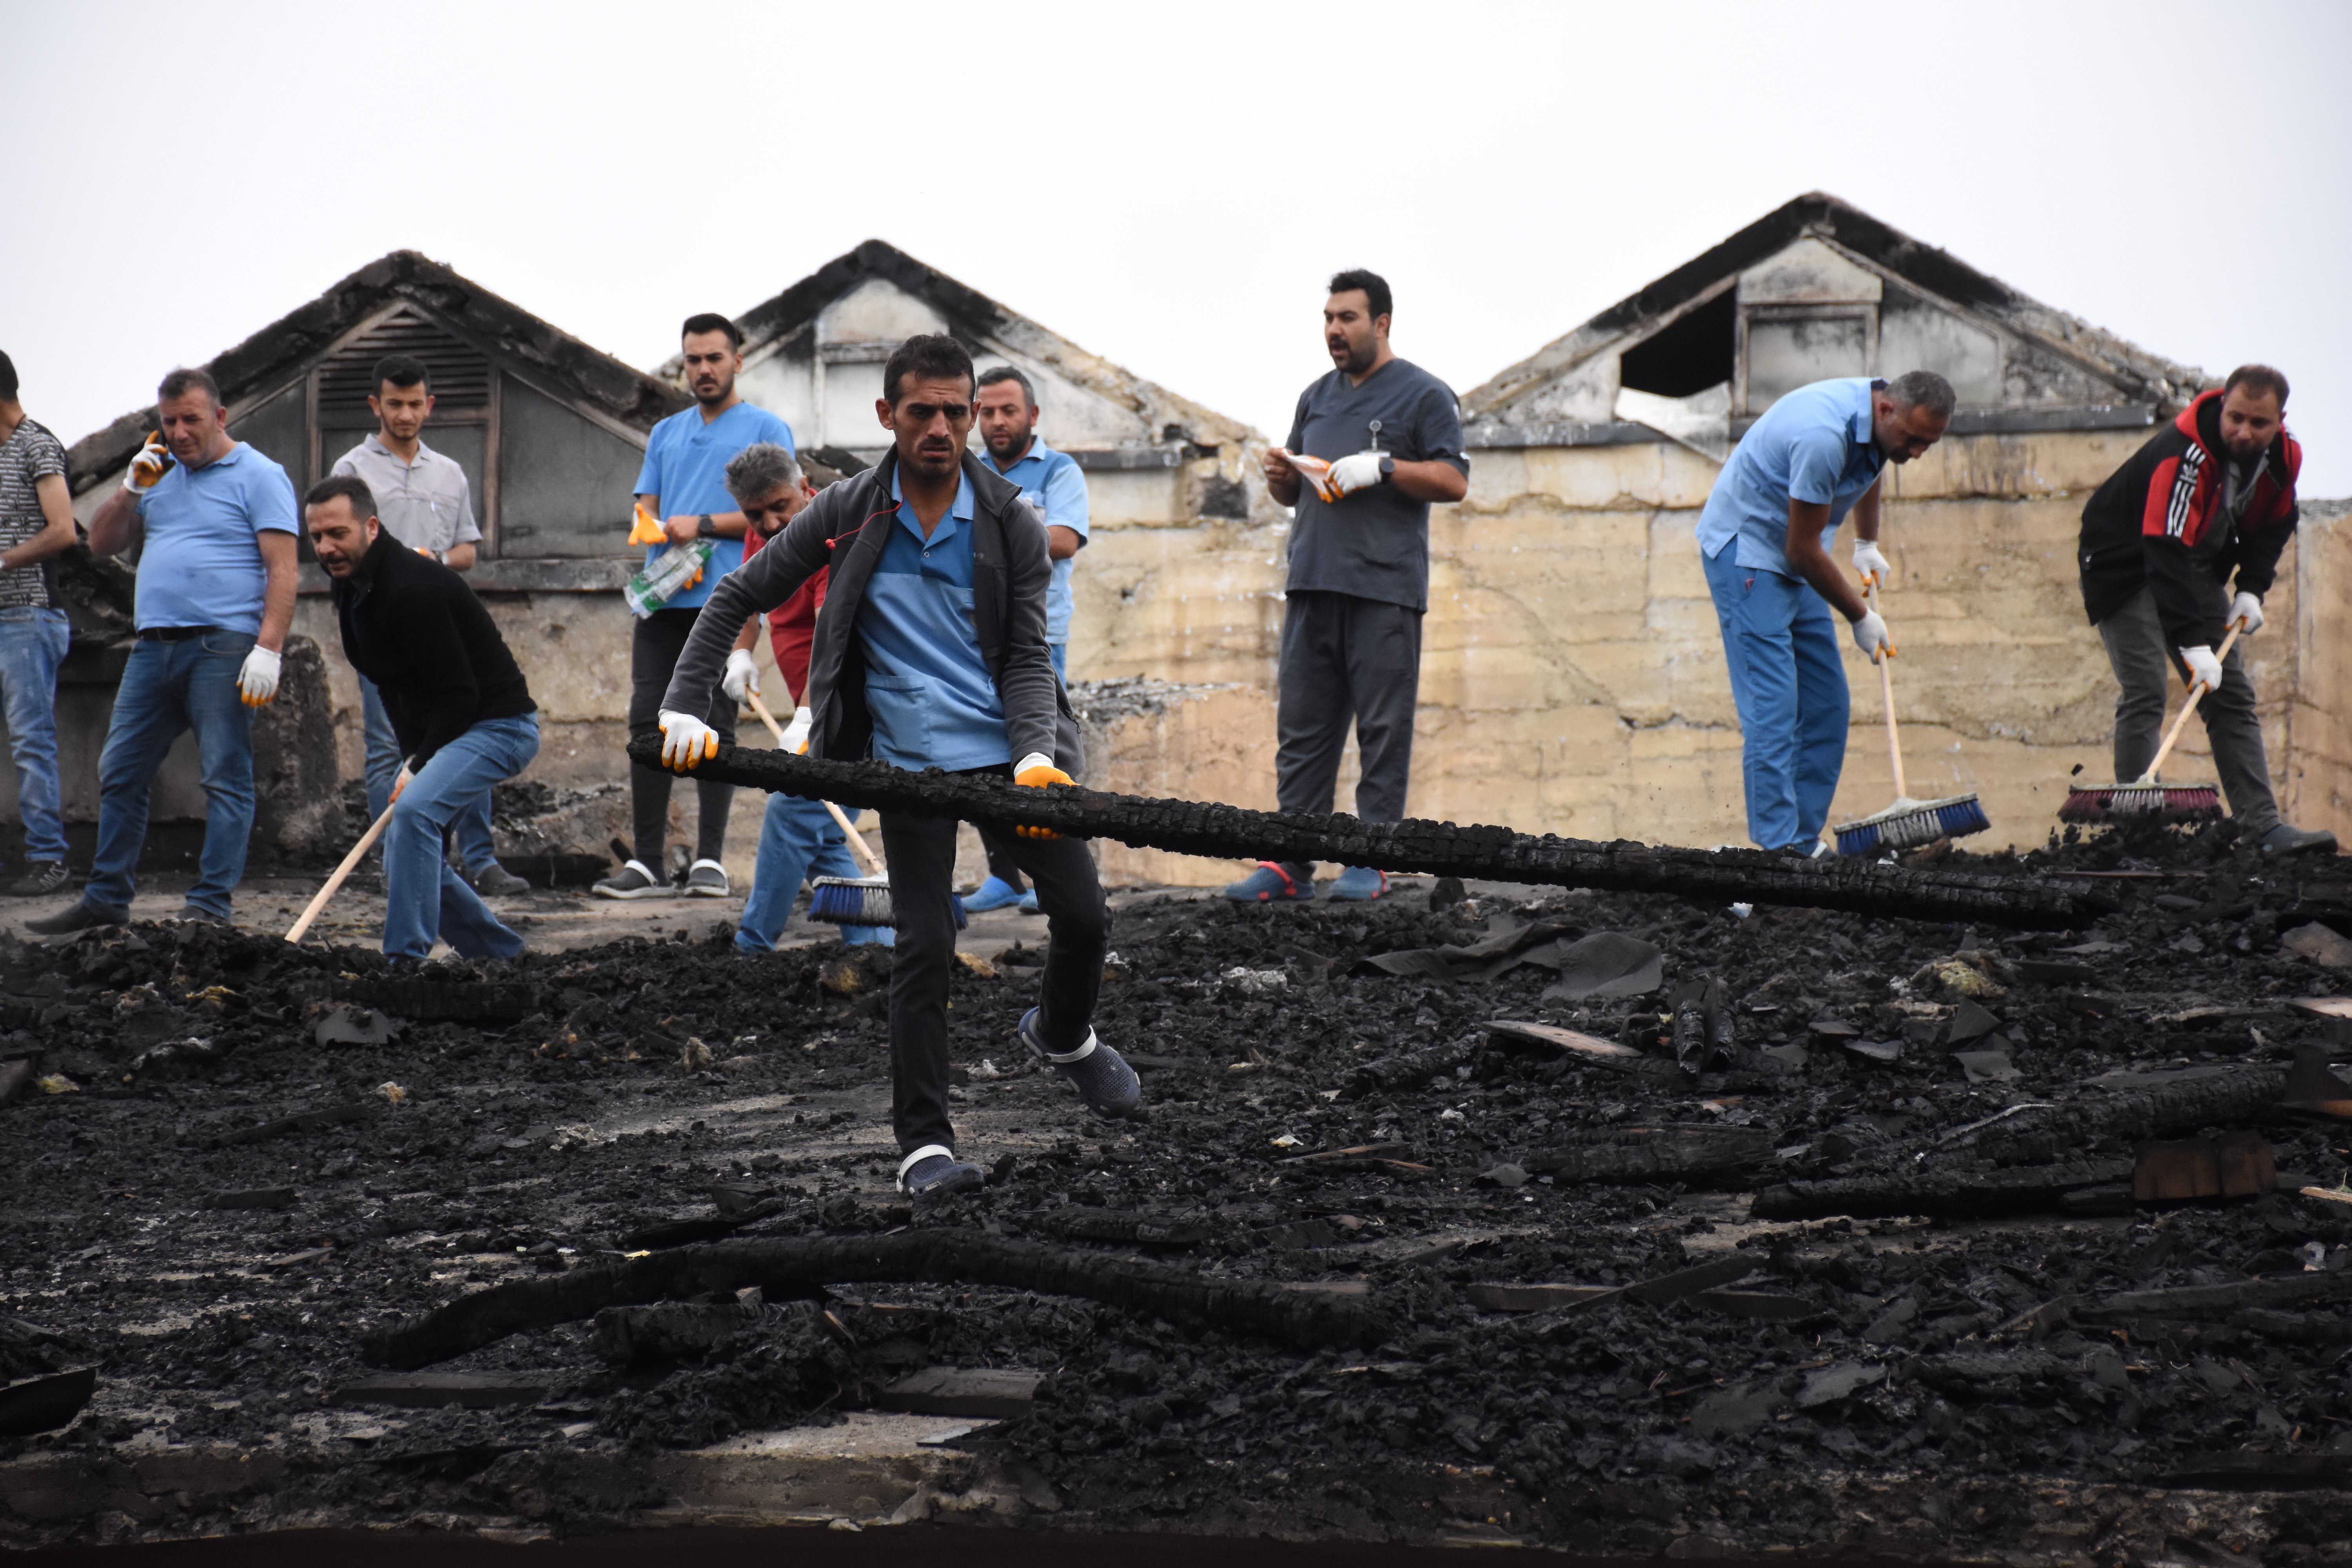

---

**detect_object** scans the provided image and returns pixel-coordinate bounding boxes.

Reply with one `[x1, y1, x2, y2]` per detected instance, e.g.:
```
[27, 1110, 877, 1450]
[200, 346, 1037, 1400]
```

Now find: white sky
[9, 0, 2349, 492]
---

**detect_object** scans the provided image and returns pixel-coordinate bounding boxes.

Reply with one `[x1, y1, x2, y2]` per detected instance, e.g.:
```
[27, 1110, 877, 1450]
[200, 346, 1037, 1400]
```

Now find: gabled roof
[66, 250, 687, 488]
[687, 239, 1255, 450]
[1463, 192, 2208, 421]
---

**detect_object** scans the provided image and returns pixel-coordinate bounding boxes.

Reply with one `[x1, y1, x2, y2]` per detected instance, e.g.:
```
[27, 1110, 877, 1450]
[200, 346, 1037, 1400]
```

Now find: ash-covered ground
[5, 821, 2352, 1558]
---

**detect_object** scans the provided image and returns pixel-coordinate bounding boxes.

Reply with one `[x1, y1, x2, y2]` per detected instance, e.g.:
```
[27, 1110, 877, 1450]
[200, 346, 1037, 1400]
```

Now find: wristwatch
[699, 514, 713, 535]
[1378, 455, 1396, 482]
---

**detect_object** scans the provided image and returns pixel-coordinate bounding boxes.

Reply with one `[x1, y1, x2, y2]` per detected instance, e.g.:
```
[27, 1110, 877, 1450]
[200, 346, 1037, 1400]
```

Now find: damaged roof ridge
[1460, 191, 2210, 419]
[64, 249, 690, 491]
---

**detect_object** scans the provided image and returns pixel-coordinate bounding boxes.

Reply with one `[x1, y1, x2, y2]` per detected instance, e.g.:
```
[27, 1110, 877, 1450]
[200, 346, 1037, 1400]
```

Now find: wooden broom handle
[742, 683, 885, 876]
[286, 803, 394, 943]
[1866, 581, 1907, 801]
[2139, 619, 2247, 784]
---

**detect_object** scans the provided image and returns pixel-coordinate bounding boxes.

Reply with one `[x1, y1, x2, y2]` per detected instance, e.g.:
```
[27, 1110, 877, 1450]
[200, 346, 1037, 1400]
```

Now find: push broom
[1833, 581, 1991, 856]
[2057, 618, 2243, 823]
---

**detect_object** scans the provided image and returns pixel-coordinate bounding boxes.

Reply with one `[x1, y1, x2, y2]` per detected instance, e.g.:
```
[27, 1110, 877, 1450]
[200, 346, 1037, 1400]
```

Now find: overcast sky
[10, 0, 2349, 492]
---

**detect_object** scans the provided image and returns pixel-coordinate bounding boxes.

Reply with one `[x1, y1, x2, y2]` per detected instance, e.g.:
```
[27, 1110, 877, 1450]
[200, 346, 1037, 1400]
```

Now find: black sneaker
[1019, 1007, 1141, 1118]
[4, 862, 68, 898]
[175, 905, 230, 927]
[592, 860, 667, 900]
[25, 899, 125, 936]
[468, 861, 532, 897]
[897, 1146, 985, 1204]
[2262, 824, 2339, 857]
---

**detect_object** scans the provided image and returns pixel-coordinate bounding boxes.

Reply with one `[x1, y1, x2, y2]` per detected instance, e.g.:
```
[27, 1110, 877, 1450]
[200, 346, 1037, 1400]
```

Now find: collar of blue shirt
[982, 436, 1057, 477]
[889, 463, 976, 543]
[1849, 379, 1887, 463]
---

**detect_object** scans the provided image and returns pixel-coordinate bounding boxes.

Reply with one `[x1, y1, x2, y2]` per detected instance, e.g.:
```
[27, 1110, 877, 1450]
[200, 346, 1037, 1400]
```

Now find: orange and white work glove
[2180, 645, 2223, 693]
[1853, 539, 1892, 589]
[721, 648, 759, 704]
[388, 762, 414, 804]
[782, 706, 813, 755]
[1012, 751, 1073, 840]
[1326, 451, 1387, 498]
[627, 505, 666, 546]
[237, 645, 281, 706]
[1851, 611, 1893, 662]
[659, 710, 719, 771]
[2230, 591, 2265, 636]
[123, 434, 171, 493]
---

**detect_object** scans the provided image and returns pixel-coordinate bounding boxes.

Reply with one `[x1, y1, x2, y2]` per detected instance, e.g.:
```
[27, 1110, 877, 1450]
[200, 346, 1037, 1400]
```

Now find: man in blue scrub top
[967, 364, 1089, 913]
[1696, 370, 1953, 853]
[596, 313, 794, 902]
[655, 334, 1140, 1206]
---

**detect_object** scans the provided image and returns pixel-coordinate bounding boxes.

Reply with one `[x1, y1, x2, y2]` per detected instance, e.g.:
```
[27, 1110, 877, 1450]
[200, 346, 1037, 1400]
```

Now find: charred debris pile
[5, 820, 2352, 1553]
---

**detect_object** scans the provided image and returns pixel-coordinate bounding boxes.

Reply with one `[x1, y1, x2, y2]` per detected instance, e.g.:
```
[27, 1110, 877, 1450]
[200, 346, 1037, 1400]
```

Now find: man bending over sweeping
[2076, 364, 2333, 856]
[655, 333, 1140, 1202]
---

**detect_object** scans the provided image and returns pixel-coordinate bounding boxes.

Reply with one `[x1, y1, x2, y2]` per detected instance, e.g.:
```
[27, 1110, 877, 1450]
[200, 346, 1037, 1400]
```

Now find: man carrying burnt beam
[1227, 269, 1468, 905]
[1695, 371, 1953, 855]
[655, 333, 1140, 1203]
[2076, 364, 2333, 855]
[303, 474, 539, 960]
[596, 313, 795, 903]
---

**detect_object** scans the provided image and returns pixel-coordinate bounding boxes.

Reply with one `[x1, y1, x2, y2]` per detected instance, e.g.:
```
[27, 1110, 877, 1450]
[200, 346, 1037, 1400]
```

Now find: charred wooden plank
[1523, 1124, 1774, 1185]
[1951, 1071, 2286, 1166]
[1750, 1160, 2133, 1221]
[628, 739, 2116, 927]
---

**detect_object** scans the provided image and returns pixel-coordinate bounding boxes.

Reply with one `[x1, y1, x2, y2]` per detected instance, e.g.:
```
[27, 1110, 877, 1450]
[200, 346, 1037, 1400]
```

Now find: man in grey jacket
[655, 334, 1139, 1202]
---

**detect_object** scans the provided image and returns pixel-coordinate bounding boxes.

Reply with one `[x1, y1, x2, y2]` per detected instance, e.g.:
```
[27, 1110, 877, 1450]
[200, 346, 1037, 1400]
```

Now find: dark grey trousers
[881, 776, 1107, 1155]
[1275, 590, 1423, 870]
[627, 607, 738, 870]
[2094, 581, 2278, 833]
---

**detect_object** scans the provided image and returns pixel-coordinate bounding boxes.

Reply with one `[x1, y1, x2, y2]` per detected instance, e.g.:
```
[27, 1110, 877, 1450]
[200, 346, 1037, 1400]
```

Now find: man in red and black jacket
[2078, 364, 2334, 855]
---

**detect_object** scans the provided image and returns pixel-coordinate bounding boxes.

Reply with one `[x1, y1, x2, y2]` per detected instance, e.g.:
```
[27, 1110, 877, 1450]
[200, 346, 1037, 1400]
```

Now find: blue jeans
[1703, 547, 1850, 850]
[360, 673, 497, 872]
[87, 631, 257, 919]
[0, 608, 71, 862]
[383, 713, 539, 959]
[735, 790, 879, 951]
[1049, 642, 1067, 681]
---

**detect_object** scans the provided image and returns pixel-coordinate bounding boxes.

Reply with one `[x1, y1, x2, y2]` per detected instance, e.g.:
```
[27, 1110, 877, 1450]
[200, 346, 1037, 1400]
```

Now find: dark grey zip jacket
[659, 448, 1081, 774]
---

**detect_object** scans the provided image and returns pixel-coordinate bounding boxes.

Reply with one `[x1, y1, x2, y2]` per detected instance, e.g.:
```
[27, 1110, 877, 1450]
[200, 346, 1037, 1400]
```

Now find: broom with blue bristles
[1834, 580, 1991, 857]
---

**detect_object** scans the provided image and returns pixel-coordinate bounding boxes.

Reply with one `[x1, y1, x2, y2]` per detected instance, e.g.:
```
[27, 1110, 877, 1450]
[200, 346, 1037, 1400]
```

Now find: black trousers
[1275, 590, 1423, 871]
[627, 607, 737, 871]
[977, 824, 1026, 889]
[882, 775, 1107, 1154]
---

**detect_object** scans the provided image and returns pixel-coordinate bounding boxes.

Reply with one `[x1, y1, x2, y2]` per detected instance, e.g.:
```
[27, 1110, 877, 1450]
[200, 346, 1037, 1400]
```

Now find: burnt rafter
[624, 737, 2118, 927]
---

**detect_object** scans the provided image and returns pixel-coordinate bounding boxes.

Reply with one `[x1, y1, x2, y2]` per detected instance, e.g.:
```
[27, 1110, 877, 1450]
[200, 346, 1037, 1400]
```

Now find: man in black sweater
[303, 475, 541, 958]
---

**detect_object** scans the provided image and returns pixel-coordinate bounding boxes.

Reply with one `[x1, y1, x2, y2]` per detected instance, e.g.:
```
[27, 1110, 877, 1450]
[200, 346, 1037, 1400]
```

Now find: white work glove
[1853, 539, 1892, 588]
[2230, 591, 2264, 635]
[1326, 451, 1387, 498]
[721, 648, 759, 704]
[1850, 611, 1894, 662]
[781, 705, 813, 755]
[237, 645, 281, 707]
[2180, 645, 2223, 693]
[123, 434, 171, 493]
[658, 710, 719, 772]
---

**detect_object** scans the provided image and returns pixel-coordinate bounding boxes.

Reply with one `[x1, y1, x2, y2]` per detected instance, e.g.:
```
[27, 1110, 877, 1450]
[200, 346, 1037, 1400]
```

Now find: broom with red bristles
[2058, 617, 2245, 824]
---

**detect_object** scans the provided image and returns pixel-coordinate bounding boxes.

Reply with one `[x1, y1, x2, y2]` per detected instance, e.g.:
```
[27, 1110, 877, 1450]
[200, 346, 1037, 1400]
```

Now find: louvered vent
[317, 309, 492, 414]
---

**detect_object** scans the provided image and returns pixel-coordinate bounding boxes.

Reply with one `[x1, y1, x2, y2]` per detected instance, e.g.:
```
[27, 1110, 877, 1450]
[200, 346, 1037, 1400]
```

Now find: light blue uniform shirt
[982, 437, 1089, 645]
[631, 401, 795, 610]
[132, 442, 299, 633]
[1696, 377, 1887, 576]
[858, 468, 1010, 772]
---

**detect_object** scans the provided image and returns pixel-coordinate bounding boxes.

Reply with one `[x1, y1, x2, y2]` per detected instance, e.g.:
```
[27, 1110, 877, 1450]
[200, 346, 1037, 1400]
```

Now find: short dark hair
[374, 353, 430, 395]
[0, 351, 16, 403]
[681, 313, 744, 350]
[1328, 268, 1392, 321]
[304, 473, 378, 521]
[883, 334, 975, 406]
[977, 365, 1036, 406]
[2225, 364, 2290, 407]
[1884, 369, 1956, 419]
[157, 367, 222, 408]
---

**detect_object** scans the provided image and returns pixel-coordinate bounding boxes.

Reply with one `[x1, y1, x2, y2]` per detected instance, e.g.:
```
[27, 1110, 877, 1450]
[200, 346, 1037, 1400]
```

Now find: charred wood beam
[1953, 1071, 2286, 1167]
[1750, 1160, 2133, 1221]
[1524, 1124, 1776, 1185]
[361, 1230, 1382, 1368]
[626, 740, 2118, 928]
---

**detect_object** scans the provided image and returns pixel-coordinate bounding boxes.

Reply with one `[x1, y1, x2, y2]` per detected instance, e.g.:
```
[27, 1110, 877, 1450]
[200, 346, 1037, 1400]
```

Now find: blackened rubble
[4, 820, 2352, 1557]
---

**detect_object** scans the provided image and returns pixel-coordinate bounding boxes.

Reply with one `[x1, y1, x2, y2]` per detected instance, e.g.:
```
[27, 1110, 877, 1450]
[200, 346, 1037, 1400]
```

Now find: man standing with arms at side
[596, 313, 794, 902]
[330, 354, 526, 896]
[31, 368, 298, 934]
[1694, 371, 1952, 855]
[2077, 364, 2332, 855]
[967, 365, 1088, 913]
[303, 476, 539, 959]
[1226, 269, 1467, 905]
[0, 352, 85, 897]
